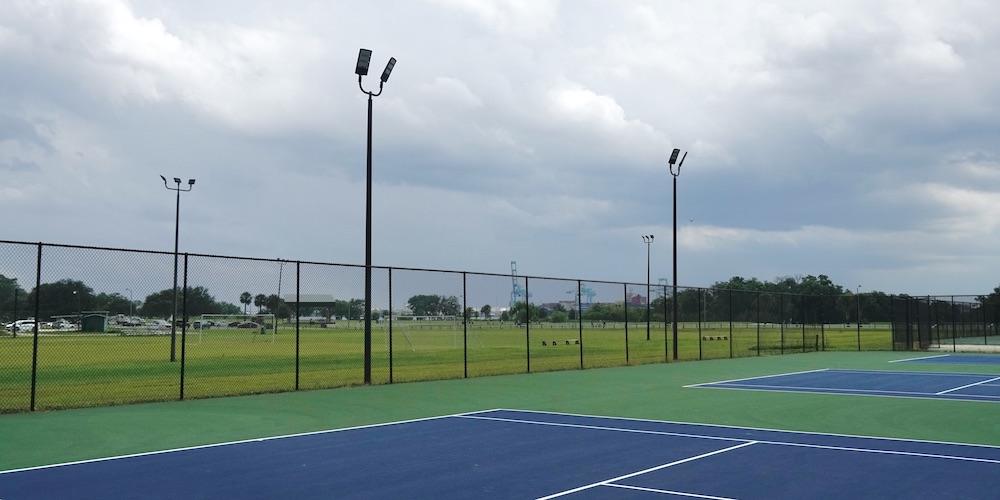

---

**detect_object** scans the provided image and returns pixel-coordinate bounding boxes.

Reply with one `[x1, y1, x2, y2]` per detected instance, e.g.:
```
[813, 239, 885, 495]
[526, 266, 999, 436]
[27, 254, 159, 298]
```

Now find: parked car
[147, 319, 170, 329]
[4, 319, 38, 333]
[120, 317, 144, 327]
[52, 319, 74, 330]
[236, 322, 260, 329]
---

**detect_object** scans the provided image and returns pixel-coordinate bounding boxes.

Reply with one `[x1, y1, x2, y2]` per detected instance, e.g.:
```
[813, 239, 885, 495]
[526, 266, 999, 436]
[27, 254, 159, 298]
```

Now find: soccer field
[0, 323, 891, 411]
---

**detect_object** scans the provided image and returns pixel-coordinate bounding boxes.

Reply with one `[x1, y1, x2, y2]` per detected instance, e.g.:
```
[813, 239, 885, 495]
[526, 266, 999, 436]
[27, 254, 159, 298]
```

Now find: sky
[2, 0, 1000, 299]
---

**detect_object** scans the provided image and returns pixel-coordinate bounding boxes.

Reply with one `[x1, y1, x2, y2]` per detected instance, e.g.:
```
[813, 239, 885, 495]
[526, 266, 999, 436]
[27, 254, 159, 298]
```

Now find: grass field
[0, 322, 892, 412]
[1, 350, 996, 473]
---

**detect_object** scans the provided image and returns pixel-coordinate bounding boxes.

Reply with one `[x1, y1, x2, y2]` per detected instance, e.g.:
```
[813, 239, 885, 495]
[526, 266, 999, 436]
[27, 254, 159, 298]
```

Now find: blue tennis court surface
[3, 409, 1000, 499]
[891, 354, 1000, 366]
[690, 368, 1000, 402]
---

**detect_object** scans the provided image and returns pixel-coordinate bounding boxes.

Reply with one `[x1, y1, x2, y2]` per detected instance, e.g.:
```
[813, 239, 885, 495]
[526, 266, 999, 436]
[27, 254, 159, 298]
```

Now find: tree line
[4, 273, 999, 324]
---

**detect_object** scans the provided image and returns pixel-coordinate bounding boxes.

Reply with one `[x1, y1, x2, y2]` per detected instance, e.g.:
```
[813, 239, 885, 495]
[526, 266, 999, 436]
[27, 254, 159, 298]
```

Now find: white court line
[602, 482, 737, 499]
[493, 408, 1000, 449]
[825, 369, 1000, 378]
[0, 408, 502, 475]
[692, 384, 1000, 404]
[708, 382, 1000, 400]
[704, 382, 981, 397]
[458, 415, 1000, 464]
[683, 368, 828, 388]
[937, 376, 1000, 395]
[534, 442, 757, 499]
[889, 354, 950, 363]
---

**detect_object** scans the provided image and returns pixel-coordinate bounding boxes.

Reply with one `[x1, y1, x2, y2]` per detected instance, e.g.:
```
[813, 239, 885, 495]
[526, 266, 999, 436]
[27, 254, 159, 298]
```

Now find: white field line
[492, 408, 1000, 449]
[0, 408, 502, 475]
[683, 368, 829, 388]
[602, 481, 737, 499]
[460, 415, 1000, 464]
[692, 384, 1000, 404]
[888, 354, 950, 363]
[534, 442, 757, 499]
[936, 376, 1000, 395]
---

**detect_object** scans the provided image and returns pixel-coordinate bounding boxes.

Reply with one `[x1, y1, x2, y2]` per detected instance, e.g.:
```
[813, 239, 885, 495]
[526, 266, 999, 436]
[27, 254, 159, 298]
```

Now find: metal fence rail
[0, 239, 989, 413]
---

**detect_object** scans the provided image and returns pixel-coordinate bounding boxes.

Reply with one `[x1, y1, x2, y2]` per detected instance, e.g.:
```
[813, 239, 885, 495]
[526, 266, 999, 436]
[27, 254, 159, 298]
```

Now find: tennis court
[891, 354, 1000, 366]
[2, 408, 999, 499]
[689, 368, 1000, 402]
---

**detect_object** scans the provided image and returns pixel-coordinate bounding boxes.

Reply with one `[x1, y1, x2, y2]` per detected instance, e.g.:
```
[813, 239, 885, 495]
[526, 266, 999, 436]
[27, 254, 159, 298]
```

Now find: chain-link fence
[0, 239, 989, 412]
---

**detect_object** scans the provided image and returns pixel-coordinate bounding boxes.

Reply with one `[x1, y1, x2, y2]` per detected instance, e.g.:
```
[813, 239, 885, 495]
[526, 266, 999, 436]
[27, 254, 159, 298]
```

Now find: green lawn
[0, 322, 892, 412]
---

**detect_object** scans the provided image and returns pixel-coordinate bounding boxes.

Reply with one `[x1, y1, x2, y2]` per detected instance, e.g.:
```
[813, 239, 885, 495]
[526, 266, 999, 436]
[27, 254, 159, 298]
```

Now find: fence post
[29, 243, 42, 411]
[950, 296, 956, 352]
[697, 288, 703, 360]
[905, 297, 912, 350]
[462, 272, 468, 379]
[663, 285, 669, 362]
[889, 295, 895, 351]
[11, 287, 16, 338]
[388, 267, 393, 383]
[179, 253, 188, 400]
[779, 293, 785, 355]
[983, 303, 988, 346]
[856, 294, 862, 351]
[577, 280, 583, 369]
[756, 291, 761, 356]
[624, 283, 629, 364]
[525, 277, 530, 374]
[728, 289, 733, 358]
[295, 261, 300, 390]
[820, 295, 826, 351]
[801, 294, 806, 353]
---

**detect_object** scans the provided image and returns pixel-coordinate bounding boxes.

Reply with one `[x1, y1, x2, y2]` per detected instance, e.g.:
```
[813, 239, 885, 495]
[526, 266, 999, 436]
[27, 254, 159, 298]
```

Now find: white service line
[0, 408, 502, 475]
[534, 442, 757, 500]
[458, 415, 1000, 464]
[602, 483, 737, 499]
[683, 368, 829, 388]
[888, 354, 950, 363]
[936, 376, 1000, 395]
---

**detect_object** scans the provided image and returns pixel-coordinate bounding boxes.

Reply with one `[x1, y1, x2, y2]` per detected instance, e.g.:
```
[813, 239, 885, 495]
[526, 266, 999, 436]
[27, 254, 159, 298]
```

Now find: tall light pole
[668, 148, 687, 360]
[642, 235, 654, 340]
[161, 175, 195, 362]
[356, 48, 396, 385]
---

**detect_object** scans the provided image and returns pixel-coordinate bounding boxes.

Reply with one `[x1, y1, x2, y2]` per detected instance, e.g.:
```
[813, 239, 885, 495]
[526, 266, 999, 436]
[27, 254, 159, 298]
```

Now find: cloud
[0, 0, 999, 295]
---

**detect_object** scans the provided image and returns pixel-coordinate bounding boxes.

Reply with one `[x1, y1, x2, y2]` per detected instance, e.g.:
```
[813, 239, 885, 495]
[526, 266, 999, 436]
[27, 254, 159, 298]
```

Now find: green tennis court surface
[2, 351, 999, 475]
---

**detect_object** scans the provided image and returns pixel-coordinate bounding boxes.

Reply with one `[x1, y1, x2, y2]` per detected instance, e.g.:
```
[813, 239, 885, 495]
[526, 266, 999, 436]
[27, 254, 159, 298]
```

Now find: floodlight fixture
[668, 148, 680, 165]
[380, 57, 396, 83]
[188, 179, 196, 186]
[173, 177, 181, 184]
[355, 48, 372, 76]
[160, 175, 167, 183]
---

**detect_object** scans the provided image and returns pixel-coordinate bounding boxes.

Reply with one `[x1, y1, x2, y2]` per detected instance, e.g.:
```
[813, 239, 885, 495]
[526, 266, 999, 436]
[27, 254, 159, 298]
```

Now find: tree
[253, 294, 266, 313]
[0, 275, 28, 322]
[140, 287, 239, 318]
[406, 294, 461, 316]
[549, 310, 569, 323]
[24, 279, 95, 319]
[265, 294, 291, 320]
[93, 292, 135, 315]
[480, 304, 491, 319]
[239, 292, 252, 314]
